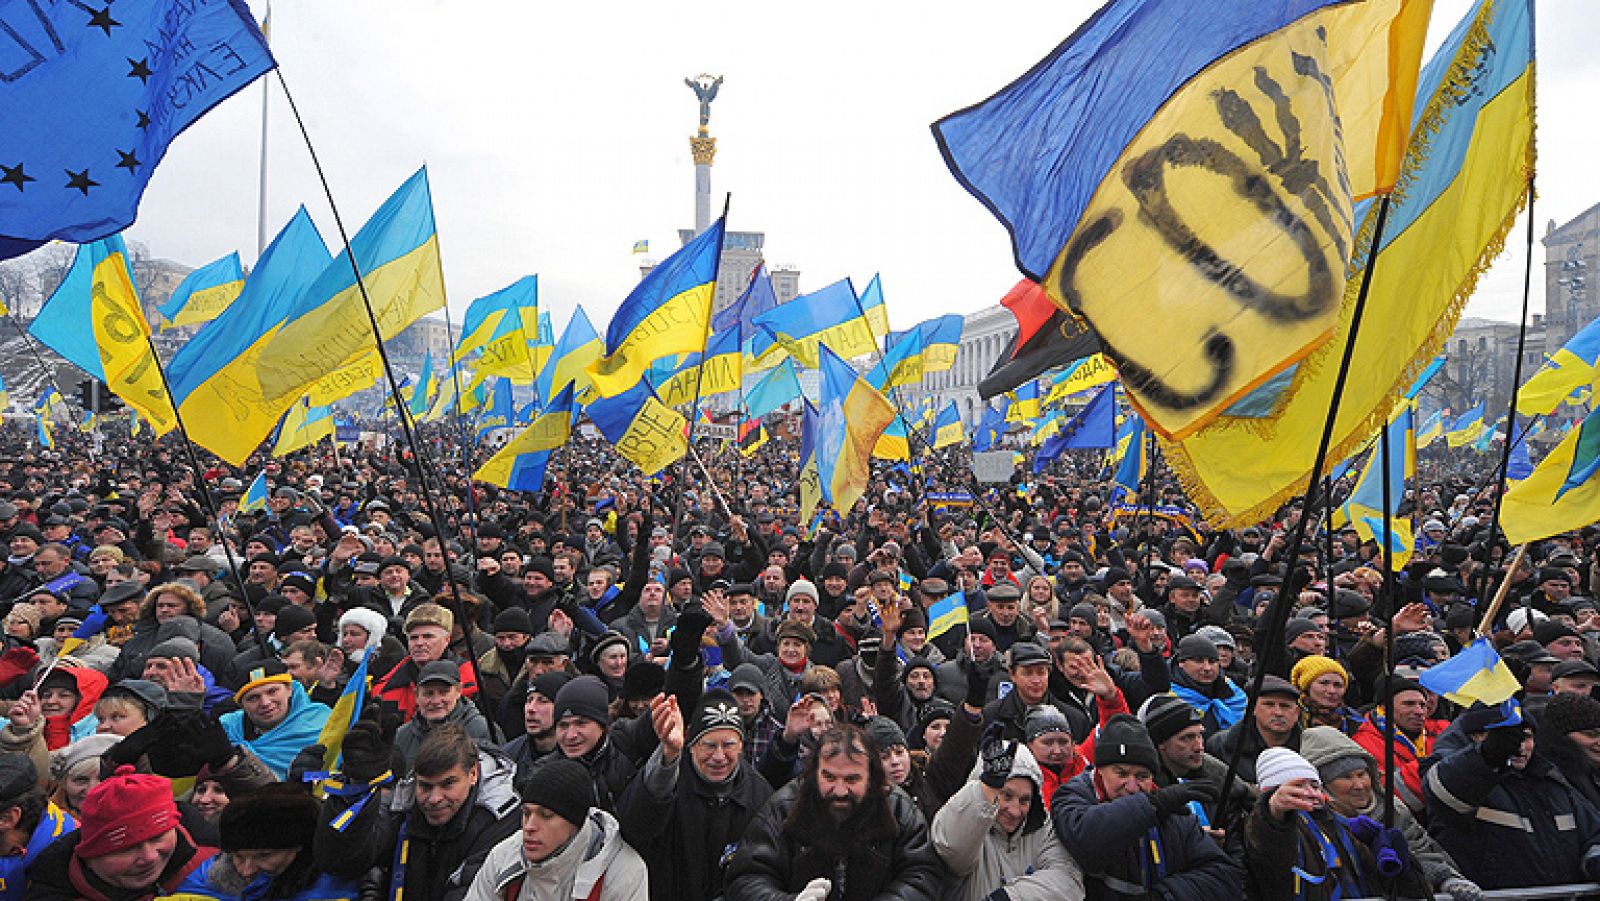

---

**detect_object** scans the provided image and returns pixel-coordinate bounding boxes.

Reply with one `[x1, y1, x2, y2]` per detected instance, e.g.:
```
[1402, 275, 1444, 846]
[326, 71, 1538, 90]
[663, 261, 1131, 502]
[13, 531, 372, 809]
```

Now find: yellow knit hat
[1290, 654, 1347, 692]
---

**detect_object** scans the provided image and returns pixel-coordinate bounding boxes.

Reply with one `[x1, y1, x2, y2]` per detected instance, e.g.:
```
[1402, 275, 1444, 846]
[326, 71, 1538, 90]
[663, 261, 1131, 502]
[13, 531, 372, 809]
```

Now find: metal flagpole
[256, 0, 272, 257]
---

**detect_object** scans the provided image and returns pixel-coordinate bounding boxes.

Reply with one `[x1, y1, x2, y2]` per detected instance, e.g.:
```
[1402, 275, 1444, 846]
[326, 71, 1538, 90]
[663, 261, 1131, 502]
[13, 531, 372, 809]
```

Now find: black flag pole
[671, 193, 733, 544]
[274, 69, 497, 730]
[1215, 194, 1396, 827]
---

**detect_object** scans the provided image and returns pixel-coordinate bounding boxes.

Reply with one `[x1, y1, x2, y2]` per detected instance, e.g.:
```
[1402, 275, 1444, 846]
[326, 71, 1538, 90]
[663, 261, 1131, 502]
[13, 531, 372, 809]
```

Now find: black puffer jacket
[725, 780, 945, 901]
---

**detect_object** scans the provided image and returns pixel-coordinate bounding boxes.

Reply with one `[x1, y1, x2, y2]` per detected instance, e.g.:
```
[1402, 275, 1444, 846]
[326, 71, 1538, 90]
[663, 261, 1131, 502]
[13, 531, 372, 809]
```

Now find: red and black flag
[738, 419, 768, 457]
[978, 279, 1101, 400]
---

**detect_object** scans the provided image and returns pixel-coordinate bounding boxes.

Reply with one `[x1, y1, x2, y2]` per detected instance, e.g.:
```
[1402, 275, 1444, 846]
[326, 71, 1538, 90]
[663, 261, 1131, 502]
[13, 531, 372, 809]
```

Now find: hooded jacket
[1298, 726, 1466, 893]
[465, 808, 647, 901]
[39, 665, 107, 751]
[931, 744, 1086, 901]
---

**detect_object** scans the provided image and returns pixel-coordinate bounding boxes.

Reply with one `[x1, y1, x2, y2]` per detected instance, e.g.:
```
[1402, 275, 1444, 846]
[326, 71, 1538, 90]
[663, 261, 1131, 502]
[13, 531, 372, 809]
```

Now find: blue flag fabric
[1035, 384, 1116, 472]
[0, 0, 274, 251]
[745, 358, 803, 419]
[712, 262, 779, 334]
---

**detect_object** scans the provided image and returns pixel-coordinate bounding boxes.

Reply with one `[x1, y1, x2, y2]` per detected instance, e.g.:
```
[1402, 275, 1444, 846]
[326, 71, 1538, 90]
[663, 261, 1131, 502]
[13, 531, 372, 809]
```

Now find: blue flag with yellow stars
[0, 0, 274, 256]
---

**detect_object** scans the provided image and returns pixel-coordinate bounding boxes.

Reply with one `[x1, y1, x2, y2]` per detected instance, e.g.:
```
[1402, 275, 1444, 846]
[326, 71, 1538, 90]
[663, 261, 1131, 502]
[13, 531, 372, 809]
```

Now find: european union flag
[0, 1, 274, 254]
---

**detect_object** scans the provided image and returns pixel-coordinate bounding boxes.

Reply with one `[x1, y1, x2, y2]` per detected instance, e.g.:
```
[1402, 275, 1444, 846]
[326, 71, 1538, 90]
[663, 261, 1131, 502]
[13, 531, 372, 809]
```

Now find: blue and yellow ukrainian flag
[254, 168, 445, 413]
[456, 276, 539, 361]
[29, 235, 176, 433]
[35, 413, 54, 449]
[653, 326, 743, 407]
[272, 399, 335, 457]
[1155, 0, 1535, 525]
[1419, 637, 1521, 706]
[933, 402, 964, 449]
[409, 349, 436, 418]
[872, 418, 911, 462]
[1111, 415, 1148, 501]
[714, 263, 781, 336]
[869, 315, 965, 390]
[744, 358, 803, 419]
[1333, 406, 1415, 569]
[935, 0, 1430, 439]
[477, 378, 515, 437]
[797, 399, 825, 532]
[971, 402, 1008, 452]
[1006, 381, 1041, 422]
[751, 274, 889, 368]
[588, 380, 687, 475]
[927, 590, 970, 640]
[157, 252, 246, 330]
[0, 373, 8, 411]
[1045, 355, 1117, 406]
[632, 239, 649, 255]
[816, 345, 896, 513]
[319, 651, 372, 774]
[240, 472, 270, 514]
[475, 383, 576, 492]
[535, 306, 603, 404]
[167, 207, 332, 465]
[1521, 315, 1600, 415]
[469, 305, 545, 386]
[589, 217, 726, 397]
[1446, 402, 1487, 448]
[1416, 410, 1444, 449]
[57, 604, 111, 658]
[1502, 409, 1600, 544]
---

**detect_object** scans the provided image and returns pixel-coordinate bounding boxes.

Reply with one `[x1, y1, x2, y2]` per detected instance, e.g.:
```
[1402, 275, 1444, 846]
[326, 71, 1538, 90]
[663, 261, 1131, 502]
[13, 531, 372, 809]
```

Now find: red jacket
[372, 656, 478, 722]
[1350, 713, 1447, 813]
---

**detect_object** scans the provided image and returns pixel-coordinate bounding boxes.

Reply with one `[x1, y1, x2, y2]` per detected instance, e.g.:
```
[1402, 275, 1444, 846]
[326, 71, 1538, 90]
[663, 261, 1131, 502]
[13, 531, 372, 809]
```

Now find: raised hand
[651, 693, 684, 762]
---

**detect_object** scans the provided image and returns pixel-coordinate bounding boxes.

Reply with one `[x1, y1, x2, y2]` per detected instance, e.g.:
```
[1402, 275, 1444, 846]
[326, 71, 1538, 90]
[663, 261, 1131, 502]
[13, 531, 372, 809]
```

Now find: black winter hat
[1543, 692, 1600, 736]
[515, 758, 592, 827]
[864, 716, 907, 750]
[272, 604, 317, 640]
[1138, 694, 1205, 747]
[686, 689, 745, 747]
[553, 675, 610, 726]
[524, 556, 555, 581]
[622, 661, 665, 700]
[492, 607, 533, 635]
[220, 784, 318, 852]
[1094, 714, 1161, 773]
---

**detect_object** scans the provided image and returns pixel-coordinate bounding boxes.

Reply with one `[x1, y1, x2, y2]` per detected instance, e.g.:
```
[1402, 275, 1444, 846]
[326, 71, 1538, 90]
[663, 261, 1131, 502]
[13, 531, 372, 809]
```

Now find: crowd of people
[0, 417, 1598, 901]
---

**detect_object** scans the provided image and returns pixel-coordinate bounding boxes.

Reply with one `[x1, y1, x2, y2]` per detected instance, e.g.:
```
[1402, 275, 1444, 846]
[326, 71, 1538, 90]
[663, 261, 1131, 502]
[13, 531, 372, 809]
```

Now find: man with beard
[617, 690, 774, 900]
[726, 722, 943, 901]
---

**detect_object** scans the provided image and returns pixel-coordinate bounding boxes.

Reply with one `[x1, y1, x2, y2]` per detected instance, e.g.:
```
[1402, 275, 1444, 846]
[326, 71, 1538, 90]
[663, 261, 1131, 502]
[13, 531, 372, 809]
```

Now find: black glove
[288, 744, 328, 792]
[980, 735, 1018, 789]
[964, 659, 991, 709]
[1479, 726, 1526, 771]
[342, 710, 393, 783]
[176, 710, 237, 772]
[1150, 782, 1216, 819]
[670, 603, 714, 664]
[103, 718, 164, 772]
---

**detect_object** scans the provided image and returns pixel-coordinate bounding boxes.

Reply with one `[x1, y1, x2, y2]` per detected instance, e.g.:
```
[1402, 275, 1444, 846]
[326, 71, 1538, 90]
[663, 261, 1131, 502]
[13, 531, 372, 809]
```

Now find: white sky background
[122, 0, 1595, 337]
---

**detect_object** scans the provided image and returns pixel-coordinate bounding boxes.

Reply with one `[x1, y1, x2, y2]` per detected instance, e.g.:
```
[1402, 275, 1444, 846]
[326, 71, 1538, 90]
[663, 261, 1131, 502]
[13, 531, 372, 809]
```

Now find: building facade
[1544, 203, 1600, 348]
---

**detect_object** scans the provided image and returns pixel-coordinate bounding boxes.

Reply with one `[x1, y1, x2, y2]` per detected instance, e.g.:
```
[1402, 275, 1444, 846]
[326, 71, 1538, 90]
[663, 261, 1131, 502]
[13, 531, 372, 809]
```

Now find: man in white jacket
[467, 758, 648, 901]
[932, 731, 1086, 901]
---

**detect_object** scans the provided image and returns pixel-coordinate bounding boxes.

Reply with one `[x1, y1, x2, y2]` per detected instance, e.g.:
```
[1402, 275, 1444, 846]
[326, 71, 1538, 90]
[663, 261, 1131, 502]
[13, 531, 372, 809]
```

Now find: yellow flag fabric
[1501, 413, 1600, 545]
[1162, 0, 1533, 525]
[588, 380, 688, 476]
[27, 235, 177, 433]
[307, 352, 383, 406]
[1046, 355, 1117, 405]
[253, 169, 445, 416]
[272, 399, 334, 456]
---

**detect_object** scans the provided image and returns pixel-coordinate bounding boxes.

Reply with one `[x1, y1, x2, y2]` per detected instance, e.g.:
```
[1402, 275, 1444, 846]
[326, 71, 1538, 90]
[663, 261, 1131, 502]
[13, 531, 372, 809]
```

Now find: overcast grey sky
[120, 0, 1595, 338]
